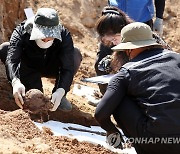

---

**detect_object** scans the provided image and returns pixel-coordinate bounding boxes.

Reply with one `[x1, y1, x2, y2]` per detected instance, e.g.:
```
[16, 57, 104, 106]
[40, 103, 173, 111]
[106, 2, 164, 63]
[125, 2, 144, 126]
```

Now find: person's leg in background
[145, 19, 153, 30]
[94, 43, 113, 95]
[73, 47, 82, 75]
[0, 42, 10, 64]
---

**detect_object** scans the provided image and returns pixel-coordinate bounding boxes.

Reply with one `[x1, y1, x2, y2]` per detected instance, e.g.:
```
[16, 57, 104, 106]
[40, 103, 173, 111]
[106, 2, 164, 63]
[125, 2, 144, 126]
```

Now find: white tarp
[81, 74, 115, 84]
[34, 121, 136, 154]
[72, 84, 101, 104]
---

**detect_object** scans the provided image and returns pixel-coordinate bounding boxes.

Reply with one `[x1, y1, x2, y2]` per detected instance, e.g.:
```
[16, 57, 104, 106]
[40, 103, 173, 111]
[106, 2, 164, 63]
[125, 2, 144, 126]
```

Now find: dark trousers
[113, 97, 180, 154]
[0, 42, 82, 92]
[145, 19, 153, 30]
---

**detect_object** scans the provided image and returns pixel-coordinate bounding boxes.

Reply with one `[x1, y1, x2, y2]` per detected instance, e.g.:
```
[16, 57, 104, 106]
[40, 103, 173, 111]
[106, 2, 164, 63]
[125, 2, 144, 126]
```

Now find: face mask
[35, 39, 54, 49]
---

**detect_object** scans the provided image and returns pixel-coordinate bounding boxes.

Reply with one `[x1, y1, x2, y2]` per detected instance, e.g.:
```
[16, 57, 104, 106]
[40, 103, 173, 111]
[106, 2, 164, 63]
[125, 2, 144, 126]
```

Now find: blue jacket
[109, 0, 154, 22]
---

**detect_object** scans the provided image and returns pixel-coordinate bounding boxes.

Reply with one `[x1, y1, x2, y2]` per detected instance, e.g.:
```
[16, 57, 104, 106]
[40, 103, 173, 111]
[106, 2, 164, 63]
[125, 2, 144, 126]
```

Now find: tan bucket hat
[112, 22, 161, 51]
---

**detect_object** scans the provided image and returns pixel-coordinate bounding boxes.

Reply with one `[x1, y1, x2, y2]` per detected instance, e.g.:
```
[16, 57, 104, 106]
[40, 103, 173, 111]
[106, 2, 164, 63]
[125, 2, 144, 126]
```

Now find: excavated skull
[23, 89, 53, 114]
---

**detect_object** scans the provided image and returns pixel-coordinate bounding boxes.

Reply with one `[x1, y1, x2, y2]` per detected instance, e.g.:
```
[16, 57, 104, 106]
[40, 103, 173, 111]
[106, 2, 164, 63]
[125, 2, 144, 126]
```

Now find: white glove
[50, 88, 65, 111]
[153, 17, 163, 36]
[12, 78, 25, 109]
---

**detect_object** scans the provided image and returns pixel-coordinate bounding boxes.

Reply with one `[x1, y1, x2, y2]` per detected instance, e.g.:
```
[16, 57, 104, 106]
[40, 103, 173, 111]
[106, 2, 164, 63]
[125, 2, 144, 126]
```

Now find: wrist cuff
[12, 78, 21, 87]
[56, 88, 65, 95]
[156, 17, 163, 22]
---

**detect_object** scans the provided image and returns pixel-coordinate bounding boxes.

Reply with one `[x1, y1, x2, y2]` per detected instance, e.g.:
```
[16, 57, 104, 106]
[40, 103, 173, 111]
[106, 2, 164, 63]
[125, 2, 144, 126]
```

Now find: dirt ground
[0, 0, 180, 153]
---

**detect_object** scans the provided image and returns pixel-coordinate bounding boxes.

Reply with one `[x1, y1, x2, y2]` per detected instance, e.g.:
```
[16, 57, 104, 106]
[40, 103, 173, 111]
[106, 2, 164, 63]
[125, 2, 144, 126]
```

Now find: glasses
[100, 33, 121, 47]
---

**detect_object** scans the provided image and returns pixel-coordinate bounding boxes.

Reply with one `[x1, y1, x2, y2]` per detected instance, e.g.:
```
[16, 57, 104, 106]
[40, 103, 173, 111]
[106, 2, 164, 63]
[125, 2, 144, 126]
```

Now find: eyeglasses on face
[100, 33, 121, 47]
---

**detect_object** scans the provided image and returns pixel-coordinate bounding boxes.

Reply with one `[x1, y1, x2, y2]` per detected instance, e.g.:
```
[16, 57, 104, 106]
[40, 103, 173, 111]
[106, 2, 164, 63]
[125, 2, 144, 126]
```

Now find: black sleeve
[95, 68, 130, 133]
[56, 27, 75, 92]
[5, 22, 24, 81]
[154, 0, 165, 19]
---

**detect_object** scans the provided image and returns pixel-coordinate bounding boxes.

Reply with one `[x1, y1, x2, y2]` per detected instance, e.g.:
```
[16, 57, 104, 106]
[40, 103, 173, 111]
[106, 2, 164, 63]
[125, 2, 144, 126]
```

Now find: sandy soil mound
[0, 109, 114, 153]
